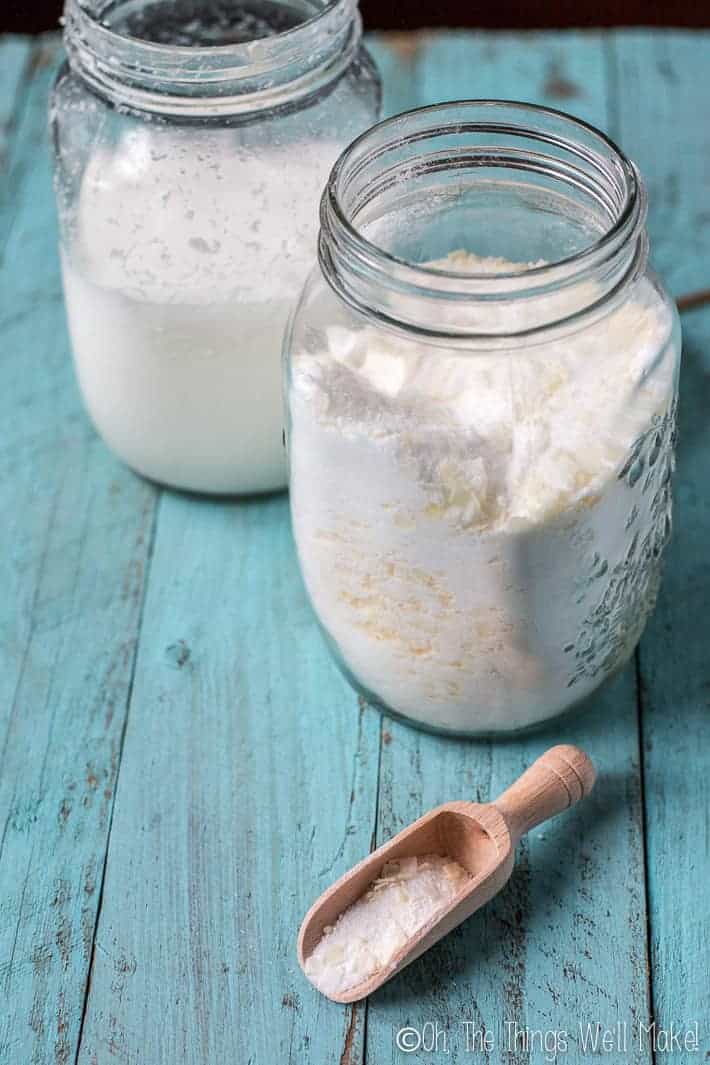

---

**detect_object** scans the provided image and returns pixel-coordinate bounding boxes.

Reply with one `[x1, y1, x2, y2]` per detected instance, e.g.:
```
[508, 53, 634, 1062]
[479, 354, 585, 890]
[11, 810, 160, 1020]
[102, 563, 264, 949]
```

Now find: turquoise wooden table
[1, 27, 709, 1065]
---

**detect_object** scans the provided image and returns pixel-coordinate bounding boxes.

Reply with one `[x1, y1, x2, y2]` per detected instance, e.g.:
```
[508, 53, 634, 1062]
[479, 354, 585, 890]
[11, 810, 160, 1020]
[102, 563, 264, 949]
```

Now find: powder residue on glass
[303, 854, 471, 997]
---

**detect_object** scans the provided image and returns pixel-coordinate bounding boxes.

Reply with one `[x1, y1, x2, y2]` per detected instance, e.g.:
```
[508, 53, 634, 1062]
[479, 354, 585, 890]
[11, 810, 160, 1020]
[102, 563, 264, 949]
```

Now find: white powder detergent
[62, 129, 339, 493]
[289, 252, 678, 733]
[304, 855, 470, 996]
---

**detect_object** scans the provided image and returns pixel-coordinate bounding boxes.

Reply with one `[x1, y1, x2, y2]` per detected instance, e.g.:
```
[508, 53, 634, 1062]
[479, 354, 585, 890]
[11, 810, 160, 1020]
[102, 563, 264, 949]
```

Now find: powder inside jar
[303, 854, 471, 997]
[289, 250, 678, 733]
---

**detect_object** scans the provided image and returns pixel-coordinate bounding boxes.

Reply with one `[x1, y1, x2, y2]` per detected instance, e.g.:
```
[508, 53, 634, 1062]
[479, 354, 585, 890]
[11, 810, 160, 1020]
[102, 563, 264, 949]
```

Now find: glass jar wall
[285, 101, 681, 736]
[51, 0, 381, 494]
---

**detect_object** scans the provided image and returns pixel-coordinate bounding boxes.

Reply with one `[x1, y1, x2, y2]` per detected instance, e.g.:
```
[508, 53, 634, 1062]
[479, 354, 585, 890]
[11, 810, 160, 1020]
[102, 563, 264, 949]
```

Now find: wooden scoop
[298, 744, 595, 1002]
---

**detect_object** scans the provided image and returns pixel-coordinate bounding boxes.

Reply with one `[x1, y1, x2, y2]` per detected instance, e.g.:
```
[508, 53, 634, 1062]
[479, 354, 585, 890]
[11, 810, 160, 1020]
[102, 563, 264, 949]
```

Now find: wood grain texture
[0, 38, 55, 255]
[1, 26, 708, 1065]
[0, 36, 158, 1065]
[0, 37, 30, 168]
[75, 495, 381, 1065]
[612, 30, 710, 1057]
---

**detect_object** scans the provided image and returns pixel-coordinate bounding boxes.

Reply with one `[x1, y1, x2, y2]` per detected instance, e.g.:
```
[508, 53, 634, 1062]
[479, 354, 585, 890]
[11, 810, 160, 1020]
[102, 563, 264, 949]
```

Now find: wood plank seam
[71, 493, 162, 1065]
[318, 700, 376, 880]
[353, 703, 384, 1065]
[605, 30, 658, 1055]
[633, 652, 659, 1065]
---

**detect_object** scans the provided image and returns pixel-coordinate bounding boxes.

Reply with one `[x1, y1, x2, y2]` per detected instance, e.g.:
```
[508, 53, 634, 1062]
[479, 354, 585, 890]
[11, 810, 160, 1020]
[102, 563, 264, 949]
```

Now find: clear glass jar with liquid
[52, 0, 381, 493]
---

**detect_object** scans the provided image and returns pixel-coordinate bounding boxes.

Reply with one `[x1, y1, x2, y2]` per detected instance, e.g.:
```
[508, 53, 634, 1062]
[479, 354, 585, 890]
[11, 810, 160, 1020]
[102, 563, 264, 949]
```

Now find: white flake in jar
[289, 251, 678, 732]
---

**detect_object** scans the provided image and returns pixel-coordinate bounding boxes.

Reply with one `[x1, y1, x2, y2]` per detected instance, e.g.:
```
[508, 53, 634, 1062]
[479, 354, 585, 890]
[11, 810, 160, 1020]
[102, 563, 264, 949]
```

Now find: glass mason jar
[51, 0, 380, 494]
[286, 101, 681, 736]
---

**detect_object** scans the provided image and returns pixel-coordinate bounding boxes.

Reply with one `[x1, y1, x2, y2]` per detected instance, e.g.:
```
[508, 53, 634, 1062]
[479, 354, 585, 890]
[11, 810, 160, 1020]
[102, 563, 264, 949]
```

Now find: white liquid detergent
[62, 129, 339, 493]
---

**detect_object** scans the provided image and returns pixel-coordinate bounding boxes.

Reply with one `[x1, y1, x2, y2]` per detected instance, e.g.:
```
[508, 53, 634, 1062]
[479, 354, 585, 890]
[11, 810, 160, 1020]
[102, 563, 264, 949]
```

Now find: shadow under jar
[285, 101, 681, 737]
[51, 0, 380, 494]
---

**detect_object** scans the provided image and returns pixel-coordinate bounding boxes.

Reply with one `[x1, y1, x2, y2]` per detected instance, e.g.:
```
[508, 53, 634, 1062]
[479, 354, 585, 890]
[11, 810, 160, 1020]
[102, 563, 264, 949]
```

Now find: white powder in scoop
[304, 855, 470, 997]
[62, 129, 340, 493]
[289, 251, 678, 732]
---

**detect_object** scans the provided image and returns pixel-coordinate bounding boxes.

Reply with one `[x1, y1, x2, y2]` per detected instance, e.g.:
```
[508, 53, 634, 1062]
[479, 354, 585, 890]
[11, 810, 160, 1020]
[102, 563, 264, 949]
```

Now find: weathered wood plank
[611, 32, 710, 303]
[0, 38, 30, 168]
[360, 32, 654, 1065]
[415, 29, 612, 128]
[0, 36, 159, 1065]
[0, 37, 57, 255]
[612, 29, 710, 1057]
[75, 495, 381, 1065]
[366, 32, 426, 118]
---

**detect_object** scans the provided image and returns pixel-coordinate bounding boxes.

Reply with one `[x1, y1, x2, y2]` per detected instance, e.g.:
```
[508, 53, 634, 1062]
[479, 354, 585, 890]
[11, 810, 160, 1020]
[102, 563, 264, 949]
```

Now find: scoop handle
[492, 745, 596, 845]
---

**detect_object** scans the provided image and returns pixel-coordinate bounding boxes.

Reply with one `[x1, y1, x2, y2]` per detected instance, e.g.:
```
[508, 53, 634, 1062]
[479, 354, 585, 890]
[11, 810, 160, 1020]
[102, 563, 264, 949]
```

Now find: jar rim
[66, 0, 346, 58]
[319, 99, 650, 342]
[63, 0, 361, 114]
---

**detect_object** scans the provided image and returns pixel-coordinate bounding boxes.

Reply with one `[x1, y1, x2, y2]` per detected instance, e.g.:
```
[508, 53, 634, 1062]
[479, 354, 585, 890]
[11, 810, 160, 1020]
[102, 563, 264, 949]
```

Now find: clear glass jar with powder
[285, 101, 681, 736]
[51, 0, 380, 494]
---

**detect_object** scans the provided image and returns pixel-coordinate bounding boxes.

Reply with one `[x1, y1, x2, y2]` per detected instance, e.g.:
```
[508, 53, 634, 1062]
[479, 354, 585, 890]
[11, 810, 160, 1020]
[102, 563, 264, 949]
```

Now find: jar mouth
[63, 0, 360, 114]
[319, 100, 648, 342]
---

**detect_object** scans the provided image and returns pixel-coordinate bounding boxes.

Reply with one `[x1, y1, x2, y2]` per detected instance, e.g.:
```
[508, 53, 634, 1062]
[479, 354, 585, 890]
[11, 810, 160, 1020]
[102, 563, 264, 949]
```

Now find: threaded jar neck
[63, 0, 361, 115]
[319, 100, 648, 345]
